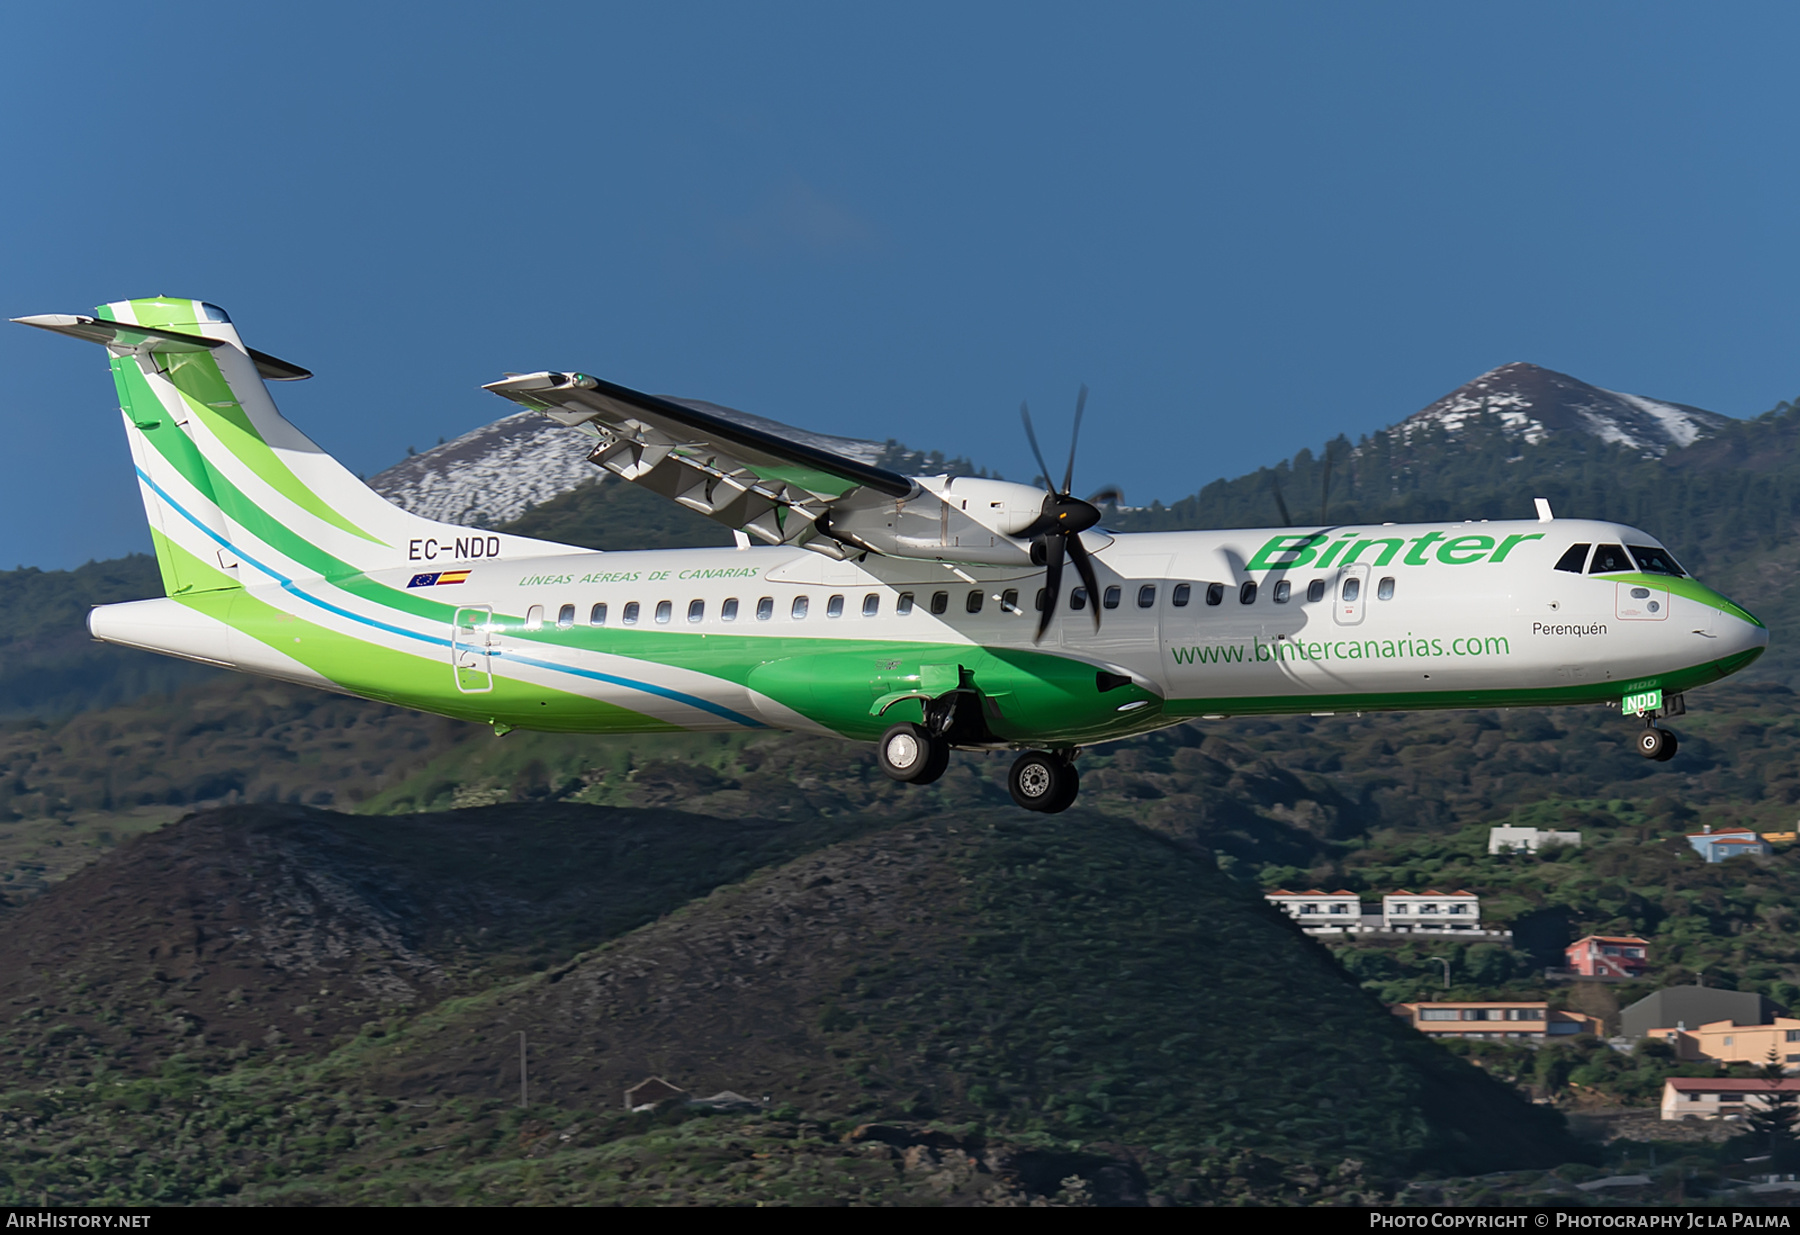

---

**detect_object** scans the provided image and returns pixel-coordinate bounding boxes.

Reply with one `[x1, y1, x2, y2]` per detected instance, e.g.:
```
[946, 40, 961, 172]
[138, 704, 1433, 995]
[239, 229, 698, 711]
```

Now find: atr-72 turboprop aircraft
[16, 299, 1770, 812]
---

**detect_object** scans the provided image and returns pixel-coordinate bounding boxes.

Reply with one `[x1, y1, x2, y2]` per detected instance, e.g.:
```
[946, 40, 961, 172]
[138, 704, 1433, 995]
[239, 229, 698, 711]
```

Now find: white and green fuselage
[24, 298, 1769, 751]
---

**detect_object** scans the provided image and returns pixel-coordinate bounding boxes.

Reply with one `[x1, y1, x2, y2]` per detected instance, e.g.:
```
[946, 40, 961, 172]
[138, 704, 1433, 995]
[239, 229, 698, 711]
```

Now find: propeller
[1019, 385, 1106, 641]
[1319, 443, 1334, 525]
[1268, 470, 1293, 528]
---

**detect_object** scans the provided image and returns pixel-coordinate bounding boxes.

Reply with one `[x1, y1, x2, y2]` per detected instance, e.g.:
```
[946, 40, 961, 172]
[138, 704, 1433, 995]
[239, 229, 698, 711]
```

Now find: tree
[1746, 1047, 1798, 1168]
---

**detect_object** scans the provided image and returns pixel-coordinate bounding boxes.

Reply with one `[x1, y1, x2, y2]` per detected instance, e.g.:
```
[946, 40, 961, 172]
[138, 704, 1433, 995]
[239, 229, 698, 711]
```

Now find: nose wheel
[1009, 750, 1080, 813]
[1638, 726, 1678, 762]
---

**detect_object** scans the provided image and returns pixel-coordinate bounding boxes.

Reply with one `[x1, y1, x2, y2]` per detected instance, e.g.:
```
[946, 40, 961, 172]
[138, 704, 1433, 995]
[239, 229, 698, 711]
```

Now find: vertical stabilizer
[16, 298, 582, 598]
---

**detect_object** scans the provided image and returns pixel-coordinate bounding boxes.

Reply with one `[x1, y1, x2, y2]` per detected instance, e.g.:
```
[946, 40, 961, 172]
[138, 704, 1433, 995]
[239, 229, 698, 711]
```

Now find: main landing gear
[1007, 750, 1080, 814]
[876, 723, 1083, 812]
[877, 722, 951, 785]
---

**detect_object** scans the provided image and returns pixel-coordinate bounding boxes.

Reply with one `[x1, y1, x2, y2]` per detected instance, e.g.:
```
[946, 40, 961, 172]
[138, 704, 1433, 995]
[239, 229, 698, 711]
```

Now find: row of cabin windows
[1552, 542, 1686, 577]
[521, 575, 1402, 629]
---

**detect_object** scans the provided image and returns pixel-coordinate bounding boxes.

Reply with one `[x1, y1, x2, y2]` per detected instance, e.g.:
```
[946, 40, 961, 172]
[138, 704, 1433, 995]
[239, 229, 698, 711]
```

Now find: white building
[1265, 889, 1365, 925]
[1382, 889, 1482, 930]
[1488, 825, 1582, 855]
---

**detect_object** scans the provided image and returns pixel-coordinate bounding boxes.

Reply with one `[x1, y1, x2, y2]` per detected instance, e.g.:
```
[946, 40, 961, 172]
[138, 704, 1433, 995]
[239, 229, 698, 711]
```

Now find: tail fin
[16, 297, 579, 597]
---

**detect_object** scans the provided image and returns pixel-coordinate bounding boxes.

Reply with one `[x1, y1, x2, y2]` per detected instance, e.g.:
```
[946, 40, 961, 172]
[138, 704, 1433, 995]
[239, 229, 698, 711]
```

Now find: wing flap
[486, 370, 912, 550]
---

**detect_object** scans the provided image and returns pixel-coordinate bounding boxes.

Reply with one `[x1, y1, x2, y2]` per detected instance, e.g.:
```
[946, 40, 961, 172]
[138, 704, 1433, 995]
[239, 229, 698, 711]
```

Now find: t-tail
[15, 297, 580, 601]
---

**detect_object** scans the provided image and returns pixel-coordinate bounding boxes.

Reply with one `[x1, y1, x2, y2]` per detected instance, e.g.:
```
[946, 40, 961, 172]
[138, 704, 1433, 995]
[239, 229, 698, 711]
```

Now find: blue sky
[5, 3, 1799, 568]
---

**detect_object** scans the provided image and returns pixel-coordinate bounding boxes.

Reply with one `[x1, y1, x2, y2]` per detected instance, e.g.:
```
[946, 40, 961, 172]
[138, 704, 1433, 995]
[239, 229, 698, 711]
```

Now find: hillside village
[7, 360, 1800, 1202]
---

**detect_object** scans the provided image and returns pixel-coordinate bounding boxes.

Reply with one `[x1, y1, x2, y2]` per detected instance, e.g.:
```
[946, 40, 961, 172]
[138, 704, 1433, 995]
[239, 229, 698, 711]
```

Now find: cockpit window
[1588, 544, 1634, 574]
[1627, 545, 1686, 577]
[1553, 544, 1590, 574]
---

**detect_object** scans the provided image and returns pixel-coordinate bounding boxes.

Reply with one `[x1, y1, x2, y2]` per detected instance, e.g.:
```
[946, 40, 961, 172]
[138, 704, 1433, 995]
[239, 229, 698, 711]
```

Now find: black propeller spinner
[1019, 385, 1116, 642]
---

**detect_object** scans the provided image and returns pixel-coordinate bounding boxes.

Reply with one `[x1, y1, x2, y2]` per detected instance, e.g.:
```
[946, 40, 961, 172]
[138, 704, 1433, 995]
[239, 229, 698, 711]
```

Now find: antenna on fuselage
[1534, 497, 1554, 522]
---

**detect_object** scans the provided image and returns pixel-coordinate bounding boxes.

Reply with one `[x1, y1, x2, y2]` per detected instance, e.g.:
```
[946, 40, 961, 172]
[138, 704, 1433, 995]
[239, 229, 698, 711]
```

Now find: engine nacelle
[823, 475, 1103, 565]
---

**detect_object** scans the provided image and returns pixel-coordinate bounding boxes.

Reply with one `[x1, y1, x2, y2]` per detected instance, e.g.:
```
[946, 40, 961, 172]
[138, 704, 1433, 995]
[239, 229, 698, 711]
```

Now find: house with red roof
[1566, 934, 1650, 979]
[1687, 826, 1771, 863]
[1382, 889, 1482, 931]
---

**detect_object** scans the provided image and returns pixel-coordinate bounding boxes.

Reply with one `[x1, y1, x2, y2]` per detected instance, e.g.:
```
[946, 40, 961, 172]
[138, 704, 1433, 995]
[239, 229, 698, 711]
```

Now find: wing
[484, 371, 913, 551]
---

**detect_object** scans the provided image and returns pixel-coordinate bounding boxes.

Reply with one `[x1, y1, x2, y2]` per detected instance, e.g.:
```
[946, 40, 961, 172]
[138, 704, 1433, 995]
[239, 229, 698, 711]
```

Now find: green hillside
[0, 803, 1586, 1205]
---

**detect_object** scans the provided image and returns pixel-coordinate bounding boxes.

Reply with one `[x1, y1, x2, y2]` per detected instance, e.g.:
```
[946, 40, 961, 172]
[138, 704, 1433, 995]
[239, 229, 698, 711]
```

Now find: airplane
[14, 298, 1769, 813]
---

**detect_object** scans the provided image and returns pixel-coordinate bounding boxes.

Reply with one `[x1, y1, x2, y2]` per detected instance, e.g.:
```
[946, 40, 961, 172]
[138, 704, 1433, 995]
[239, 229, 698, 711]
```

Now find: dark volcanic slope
[330, 809, 1580, 1176]
[0, 803, 880, 1081]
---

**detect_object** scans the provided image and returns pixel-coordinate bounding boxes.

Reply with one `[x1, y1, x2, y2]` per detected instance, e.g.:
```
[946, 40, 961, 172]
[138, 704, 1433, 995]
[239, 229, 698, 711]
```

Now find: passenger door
[452, 606, 494, 693]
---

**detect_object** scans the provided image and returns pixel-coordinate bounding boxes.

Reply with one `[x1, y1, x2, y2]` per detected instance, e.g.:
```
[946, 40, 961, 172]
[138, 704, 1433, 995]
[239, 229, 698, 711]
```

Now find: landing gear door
[1616, 583, 1670, 621]
[452, 605, 495, 693]
[1332, 565, 1369, 628]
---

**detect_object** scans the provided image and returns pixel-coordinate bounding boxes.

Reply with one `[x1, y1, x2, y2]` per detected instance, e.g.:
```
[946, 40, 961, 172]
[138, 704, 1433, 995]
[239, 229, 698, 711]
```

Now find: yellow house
[1653, 1016, 1800, 1069]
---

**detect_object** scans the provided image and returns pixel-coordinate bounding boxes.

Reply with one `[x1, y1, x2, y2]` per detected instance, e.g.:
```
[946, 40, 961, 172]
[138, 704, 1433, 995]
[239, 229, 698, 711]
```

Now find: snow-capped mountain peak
[1400, 362, 1727, 455]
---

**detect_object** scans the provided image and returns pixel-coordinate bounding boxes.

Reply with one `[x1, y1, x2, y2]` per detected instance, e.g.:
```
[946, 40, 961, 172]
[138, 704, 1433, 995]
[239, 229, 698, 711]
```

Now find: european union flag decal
[408, 572, 441, 588]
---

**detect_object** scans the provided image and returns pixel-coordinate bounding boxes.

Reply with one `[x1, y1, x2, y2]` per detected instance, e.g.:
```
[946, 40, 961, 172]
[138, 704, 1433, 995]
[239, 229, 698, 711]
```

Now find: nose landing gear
[1631, 691, 1683, 762]
[1638, 725, 1678, 762]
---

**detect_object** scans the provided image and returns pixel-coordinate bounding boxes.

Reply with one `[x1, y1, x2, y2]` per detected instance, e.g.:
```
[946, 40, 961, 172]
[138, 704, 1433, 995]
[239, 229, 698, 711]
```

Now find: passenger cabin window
[792, 595, 810, 620]
[1205, 583, 1224, 606]
[826, 594, 845, 619]
[1173, 583, 1191, 607]
[623, 601, 640, 626]
[1306, 579, 1326, 603]
[1070, 587, 1088, 611]
[688, 599, 704, 623]
[930, 591, 949, 615]
[1239, 581, 1257, 604]
[1035, 588, 1048, 612]
[590, 603, 607, 626]
[525, 604, 545, 630]
[1553, 543, 1591, 573]
[721, 598, 739, 622]
[655, 600, 672, 625]
[1377, 577, 1395, 601]
[1137, 584, 1156, 608]
[557, 604, 575, 629]
[862, 593, 880, 617]
[1341, 578, 1360, 602]
[897, 592, 915, 615]
[1628, 545, 1686, 576]
[1103, 586, 1121, 609]
[756, 596, 773, 621]
[966, 590, 984, 614]
[1272, 580, 1290, 604]
[1002, 588, 1020, 613]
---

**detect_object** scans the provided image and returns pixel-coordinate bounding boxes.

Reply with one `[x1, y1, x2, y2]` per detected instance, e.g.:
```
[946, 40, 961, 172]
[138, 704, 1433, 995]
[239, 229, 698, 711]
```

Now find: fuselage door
[452, 605, 495, 693]
[1333, 565, 1369, 627]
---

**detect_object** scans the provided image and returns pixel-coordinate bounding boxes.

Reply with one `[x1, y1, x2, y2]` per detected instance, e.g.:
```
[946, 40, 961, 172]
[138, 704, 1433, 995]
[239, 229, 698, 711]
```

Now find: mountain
[0, 802, 1587, 1205]
[368, 399, 891, 529]
[1400, 362, 1729, 456]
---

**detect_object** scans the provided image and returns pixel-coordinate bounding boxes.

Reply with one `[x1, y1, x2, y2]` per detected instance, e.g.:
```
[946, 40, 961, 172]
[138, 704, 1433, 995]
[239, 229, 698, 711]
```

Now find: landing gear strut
[1009, 750, 1081, 813]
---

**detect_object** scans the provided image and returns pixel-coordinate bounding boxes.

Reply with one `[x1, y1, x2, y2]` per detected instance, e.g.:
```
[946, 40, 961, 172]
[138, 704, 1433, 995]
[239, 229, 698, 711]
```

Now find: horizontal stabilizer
[12, 314, 312, 381]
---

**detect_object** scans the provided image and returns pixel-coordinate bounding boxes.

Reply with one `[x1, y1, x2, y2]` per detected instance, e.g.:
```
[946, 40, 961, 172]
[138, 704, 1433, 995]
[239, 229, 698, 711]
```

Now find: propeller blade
[1086, 486, 1123, 508]
[1269, 471, 1292, 528]
[1034, 533, 1065, 641]
[1319, 447, 1333, 526]
[1020, 402, 1056, 492]
[1067, 531, 1102, 633]
[1061, 384, 1088, 495]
